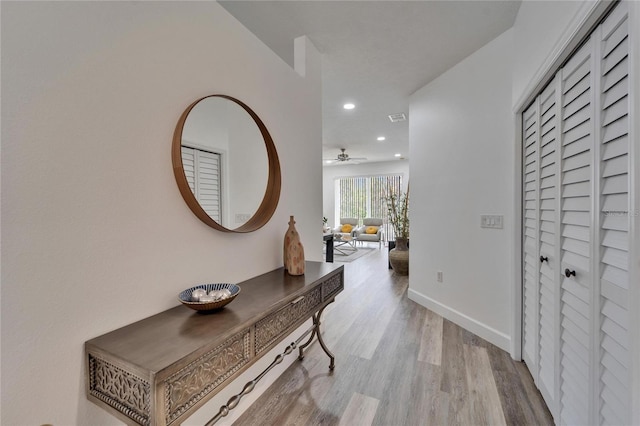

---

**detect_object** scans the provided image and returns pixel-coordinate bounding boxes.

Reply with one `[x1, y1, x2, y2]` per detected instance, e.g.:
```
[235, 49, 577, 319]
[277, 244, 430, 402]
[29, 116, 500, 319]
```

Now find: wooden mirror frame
[172, 95, 281, 233]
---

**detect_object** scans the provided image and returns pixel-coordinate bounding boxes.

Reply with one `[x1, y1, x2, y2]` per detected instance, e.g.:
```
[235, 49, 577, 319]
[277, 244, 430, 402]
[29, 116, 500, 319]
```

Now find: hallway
[236, 250, 553, 425]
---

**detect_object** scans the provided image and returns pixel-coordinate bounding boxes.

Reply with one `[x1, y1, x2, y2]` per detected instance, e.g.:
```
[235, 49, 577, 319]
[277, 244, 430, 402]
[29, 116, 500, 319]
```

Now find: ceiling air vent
[388, 113, 406, 123]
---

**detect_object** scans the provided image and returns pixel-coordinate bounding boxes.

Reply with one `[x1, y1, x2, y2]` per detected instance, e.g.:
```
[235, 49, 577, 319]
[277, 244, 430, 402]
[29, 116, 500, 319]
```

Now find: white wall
[0, 2, 322, 425]
[181, 97, 231, 152]
[322, 161, 409, 228]
[408, 29, 514, 351]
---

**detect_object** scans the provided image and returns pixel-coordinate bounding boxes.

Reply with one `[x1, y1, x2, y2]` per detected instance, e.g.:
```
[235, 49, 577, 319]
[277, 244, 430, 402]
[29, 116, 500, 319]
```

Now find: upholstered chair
[355, 218, 384, 248]
[332, 218, 359, 239]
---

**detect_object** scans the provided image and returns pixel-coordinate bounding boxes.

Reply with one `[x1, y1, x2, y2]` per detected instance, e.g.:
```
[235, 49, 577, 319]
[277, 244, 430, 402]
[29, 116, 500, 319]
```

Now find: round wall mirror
[172, 95, 281, 232]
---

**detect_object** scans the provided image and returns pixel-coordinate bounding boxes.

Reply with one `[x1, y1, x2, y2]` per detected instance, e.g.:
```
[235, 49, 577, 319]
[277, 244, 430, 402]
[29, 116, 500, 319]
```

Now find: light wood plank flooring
[235, 247, 553, 425]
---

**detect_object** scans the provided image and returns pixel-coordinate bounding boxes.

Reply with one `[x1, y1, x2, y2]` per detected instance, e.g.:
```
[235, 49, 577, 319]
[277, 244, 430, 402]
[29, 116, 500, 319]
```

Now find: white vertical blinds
[339, 176, 368, 220]
[337, 174, 402, 240]
[521, 2, 633, 425]
[598, 4, 630, 425]
[181, 146, 222, 222]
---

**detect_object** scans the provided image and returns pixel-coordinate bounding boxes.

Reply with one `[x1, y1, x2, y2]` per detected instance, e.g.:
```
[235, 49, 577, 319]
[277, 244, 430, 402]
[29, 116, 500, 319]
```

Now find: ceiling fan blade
[324, 149, 368, 162]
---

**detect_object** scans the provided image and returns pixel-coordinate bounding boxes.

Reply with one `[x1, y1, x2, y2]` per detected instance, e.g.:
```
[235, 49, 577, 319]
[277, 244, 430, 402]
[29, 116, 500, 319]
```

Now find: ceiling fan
[324, 148, 367, 163]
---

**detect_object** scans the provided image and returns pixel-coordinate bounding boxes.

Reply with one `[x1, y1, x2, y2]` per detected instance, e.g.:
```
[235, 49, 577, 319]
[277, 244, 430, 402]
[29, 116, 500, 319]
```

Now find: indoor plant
[385, 185, 409, 275]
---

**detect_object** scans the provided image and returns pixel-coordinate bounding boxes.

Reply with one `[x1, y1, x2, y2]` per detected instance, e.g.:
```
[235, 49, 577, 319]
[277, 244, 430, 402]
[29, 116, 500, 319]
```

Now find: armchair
[331, 218, 359, 254]
[355, 218, 384, 248]
[332, 218, 359, 238]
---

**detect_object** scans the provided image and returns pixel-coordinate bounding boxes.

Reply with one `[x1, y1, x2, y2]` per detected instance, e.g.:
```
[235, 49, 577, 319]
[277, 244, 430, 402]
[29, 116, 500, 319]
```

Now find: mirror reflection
[180, 96, 268, 230]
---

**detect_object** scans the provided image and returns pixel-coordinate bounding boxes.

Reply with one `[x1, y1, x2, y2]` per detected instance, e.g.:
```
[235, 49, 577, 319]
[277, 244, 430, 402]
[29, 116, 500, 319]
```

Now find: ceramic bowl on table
[178, 283, 241, 312]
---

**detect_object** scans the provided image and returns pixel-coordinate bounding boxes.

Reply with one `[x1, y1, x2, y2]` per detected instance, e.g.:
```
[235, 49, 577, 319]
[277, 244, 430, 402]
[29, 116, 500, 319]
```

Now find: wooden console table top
[85, 261, 344, 426]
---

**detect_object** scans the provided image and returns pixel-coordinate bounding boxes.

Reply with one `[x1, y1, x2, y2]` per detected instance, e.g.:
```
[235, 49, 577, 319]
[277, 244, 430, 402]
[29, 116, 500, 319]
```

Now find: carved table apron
[85, 262, 344, 426]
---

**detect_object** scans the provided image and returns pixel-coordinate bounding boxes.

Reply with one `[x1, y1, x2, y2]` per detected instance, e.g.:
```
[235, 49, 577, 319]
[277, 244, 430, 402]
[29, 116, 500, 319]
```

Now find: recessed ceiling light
[325, 160, 333, 164]
[343, 103, 355, 110]
[394, 153, 401, 157]
[377, 136, 386, 141]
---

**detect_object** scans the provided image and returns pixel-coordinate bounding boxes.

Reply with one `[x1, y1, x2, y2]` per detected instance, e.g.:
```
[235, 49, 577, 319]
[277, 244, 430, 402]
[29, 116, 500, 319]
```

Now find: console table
[323, 233, 334, 262]
[85, 262, 344, 426]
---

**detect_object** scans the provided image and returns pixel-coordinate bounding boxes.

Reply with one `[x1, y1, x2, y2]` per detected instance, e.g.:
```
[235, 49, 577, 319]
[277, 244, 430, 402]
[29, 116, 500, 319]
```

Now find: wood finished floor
[234, 247, 553, 426]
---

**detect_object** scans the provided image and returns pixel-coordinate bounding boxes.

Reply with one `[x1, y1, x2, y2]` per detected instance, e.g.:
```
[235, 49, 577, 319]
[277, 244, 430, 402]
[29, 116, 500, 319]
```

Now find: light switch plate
[481, 215, 503, 229]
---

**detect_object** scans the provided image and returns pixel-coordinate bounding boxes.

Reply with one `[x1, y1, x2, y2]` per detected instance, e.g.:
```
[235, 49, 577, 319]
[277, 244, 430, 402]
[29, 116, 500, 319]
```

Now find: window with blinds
[181, 146, 222, 222]
[336, 174, 402, 240]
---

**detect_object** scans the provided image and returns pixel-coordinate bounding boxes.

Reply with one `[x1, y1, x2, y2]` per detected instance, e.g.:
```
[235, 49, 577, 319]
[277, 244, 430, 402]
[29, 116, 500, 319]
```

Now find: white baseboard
[408, 288, 511, 352]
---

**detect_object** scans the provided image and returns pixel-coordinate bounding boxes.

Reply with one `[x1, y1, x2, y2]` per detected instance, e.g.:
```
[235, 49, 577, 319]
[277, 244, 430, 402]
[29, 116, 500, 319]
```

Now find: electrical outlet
[437, 271, 443, 283]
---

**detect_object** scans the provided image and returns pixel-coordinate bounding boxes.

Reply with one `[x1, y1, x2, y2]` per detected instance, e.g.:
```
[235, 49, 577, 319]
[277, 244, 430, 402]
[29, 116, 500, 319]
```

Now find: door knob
[540, 256, 548, 263]
[565, 268, 576, 278]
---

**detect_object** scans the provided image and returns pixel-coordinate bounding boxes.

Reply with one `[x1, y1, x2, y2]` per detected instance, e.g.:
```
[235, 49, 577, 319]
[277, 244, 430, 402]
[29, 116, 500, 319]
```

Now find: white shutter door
[559, 37, 594, 426]
[537, 80, 559, 408]
[521, 4, 635, 425]
[598, 4, 631, 425]
[522, 102, 539, 373]
[181, 147, 196, 193]
[181, 146, 222, 223]
[196, 150, 222, 223]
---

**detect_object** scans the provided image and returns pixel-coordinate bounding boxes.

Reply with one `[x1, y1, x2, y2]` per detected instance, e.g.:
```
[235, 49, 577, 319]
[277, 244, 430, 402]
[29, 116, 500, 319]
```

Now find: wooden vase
[284, 216, 305, 275]
[389, 237, 409, 275]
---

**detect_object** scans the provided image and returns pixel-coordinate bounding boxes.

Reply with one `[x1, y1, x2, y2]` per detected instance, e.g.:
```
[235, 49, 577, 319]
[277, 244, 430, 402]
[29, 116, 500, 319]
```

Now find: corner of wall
[408, 27, 514, 352]
[294, 35, 321, 79]
[408, 289, 511, 352]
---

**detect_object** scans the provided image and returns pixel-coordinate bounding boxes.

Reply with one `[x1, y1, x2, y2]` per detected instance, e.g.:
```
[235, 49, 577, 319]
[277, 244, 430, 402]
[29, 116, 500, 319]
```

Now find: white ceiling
[219, 0, 521, 165]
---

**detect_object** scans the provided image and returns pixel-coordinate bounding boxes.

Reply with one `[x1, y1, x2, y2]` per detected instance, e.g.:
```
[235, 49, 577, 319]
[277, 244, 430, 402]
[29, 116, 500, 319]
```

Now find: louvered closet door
[521, 3, 633, 425]
[558, 36, 594, 426]
[522, 103, 539, 373]
[597, 4, 631, 425]
[536, 80, 559, 409]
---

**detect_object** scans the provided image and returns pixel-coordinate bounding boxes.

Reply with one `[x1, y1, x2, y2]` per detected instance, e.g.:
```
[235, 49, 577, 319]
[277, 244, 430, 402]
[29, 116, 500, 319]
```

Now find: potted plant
[385, 185, 409, 275]
[322, 216, 330, 233]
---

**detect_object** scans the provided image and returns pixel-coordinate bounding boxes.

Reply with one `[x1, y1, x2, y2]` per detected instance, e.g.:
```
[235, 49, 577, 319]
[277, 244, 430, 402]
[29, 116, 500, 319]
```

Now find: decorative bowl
[178, 283, 241, 312]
